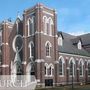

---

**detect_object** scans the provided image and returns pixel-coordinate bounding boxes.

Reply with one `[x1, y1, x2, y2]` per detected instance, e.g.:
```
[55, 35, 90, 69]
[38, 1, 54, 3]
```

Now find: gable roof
[58, 32, 90, 57]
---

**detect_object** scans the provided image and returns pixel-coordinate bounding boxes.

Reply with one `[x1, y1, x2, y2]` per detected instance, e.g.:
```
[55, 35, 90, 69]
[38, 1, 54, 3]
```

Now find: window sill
[45, 75, 53, 77]
[69, 75, 75, 77]
[59, 75, 64, 77]
[46, 56, 51, 58]
[88, 75, 90, 77]
[80, 75, 83, 77]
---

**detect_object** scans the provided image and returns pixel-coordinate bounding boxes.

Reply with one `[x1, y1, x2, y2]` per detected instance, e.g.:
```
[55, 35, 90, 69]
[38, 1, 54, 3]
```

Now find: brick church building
[0, 3, 90, 87]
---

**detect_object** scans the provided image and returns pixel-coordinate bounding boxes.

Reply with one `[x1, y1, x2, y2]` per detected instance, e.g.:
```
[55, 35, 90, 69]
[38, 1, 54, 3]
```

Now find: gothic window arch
[58, 56, 65, 76]
[79, 59, 84, 76]
[88, 61, 90, 75]
[16, 19, 20, 34]
[27, 16, 35, 36]
[44, 63, 54, 76]
[44, 63, 48, 76]
[43, 16, 47, 34]
[48, 17, 53, 35]
[45, 41, 52, 57]
[32, 16, 35, 34]
[29, 41, 34, 58]
[48, 63, 54, 76]
[69, 57, 75, 76]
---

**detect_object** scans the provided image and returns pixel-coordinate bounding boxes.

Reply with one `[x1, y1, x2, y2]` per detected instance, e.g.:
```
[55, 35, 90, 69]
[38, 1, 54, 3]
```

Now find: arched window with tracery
[29, 41, 34, 58]
[88, 62, 90, 75]
[79, 60, 84, 76]
[27, 16, 35, 36]
[69, 58, 75, 76]
[48, 18, 53, 35]
[48, 64, 54, 76]
[43, 16, 47, 34]
[45, 41, 52, 57]
[59, 56, 65, 76]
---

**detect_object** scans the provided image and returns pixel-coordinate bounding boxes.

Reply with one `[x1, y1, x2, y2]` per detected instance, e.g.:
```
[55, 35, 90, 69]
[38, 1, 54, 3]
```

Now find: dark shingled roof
[58, 32, 90, 57]
[78, 33, 90, 45]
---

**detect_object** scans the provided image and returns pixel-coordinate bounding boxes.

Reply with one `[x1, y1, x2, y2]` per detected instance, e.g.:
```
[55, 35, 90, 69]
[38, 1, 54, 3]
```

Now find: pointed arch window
[59, 57, 65, 76]
[44, 63, 48, 76]
[48, 67, 52, 75]
[32, 16, 35, 34]
[29, 41, 34, 58]
[48, 18, 53, 35]
[48, 64, 54, 76]
[43, 16, 47, 34]
[28, 16, 35, 36]
[79, 60, 83, 76]
[88, 62, 90, 75]
[45, 66, 46, 75]
[44, 63, 54, 76]
[45, 41, 52, 57]
[69, 58, 75, 76]
[16, 20, 20, 34]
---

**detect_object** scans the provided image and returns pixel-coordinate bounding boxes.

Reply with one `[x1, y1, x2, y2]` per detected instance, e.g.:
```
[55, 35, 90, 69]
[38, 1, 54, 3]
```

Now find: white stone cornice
[1, 64, 9, 68]
[22, 61, 27, 65]
[66, 67, 70, 70]
[2, 43, 9, 46]
[43, 11, 54, 16]
[54, 61, 59, 64]
[35, 59, 45, 63]
[77, 68, 80, 70]
[59, 52, 90, 59]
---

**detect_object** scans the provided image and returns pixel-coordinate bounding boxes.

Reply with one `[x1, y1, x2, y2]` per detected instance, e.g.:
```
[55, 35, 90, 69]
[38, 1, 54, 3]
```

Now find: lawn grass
[36, 85, 90, 90]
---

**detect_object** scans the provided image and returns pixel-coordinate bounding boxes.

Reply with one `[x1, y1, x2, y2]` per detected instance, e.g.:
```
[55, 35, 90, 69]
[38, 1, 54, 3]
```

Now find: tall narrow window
[48, 18, 53, 35]
[45, 66, 46, 75]
[29, 42, 34, 58]
[0, 30, 2, 46]
[16, 21, 19, 34]
[43, 16, 47, 34]
[79, 61, 83, 76]
[46, 43, 50, 56]
[69, 58, 75, 76]
[48, 67, 52, 75]
[45, 41, 52, 57]
[29, 19, 33, 35]
[59, 59, 63, 75]
[32, 16, 35, 34]
[44, 63, 48, 76]
[28, 16, 35, 36]
[59, 56, 65, 76]
[88, 63, 90, 75]
[48, 64, 54, 76]
[70, 61, 73, 75]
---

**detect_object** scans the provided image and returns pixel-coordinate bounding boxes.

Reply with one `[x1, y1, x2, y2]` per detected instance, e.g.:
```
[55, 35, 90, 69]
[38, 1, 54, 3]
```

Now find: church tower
[23, 3, 58, 86]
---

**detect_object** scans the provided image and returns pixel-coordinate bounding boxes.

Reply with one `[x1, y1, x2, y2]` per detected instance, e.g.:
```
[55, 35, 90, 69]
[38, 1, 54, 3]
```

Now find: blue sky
[0, 0, 90, 35]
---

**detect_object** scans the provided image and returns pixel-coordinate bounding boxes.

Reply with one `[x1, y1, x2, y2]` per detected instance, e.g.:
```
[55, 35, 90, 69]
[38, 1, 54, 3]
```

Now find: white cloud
[69, 31, 86, 36]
